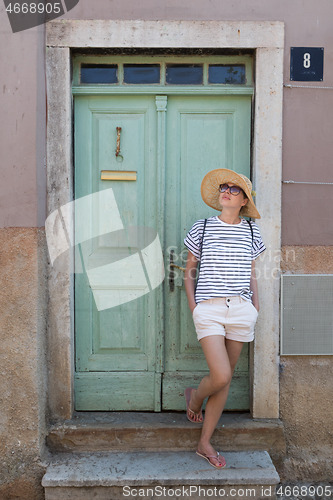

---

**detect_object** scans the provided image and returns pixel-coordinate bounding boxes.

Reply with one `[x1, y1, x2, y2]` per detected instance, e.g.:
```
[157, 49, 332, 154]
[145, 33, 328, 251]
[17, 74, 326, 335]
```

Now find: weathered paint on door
[74, 93, 251, 411]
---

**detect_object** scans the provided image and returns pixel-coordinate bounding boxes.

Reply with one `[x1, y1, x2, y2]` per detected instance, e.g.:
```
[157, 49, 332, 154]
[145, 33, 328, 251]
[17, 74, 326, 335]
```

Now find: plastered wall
[1, 0, 333, 496]
[0, 228, 47, 498]
[1, 0, 333, 243]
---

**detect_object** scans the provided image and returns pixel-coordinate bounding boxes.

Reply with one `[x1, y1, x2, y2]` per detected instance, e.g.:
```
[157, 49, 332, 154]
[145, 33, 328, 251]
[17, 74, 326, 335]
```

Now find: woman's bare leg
[189, 336, 244, 459]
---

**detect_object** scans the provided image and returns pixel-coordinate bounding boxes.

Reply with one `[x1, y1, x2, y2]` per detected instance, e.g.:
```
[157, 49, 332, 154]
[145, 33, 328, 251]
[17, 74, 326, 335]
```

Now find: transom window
[73, 56, 253, 87]
[123, 64, 160, 84]
[81, 64, 118, 84]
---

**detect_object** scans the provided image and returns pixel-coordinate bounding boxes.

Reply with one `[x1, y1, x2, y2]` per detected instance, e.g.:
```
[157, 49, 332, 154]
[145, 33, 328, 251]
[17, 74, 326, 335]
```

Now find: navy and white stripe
[184, 216, 266, 303]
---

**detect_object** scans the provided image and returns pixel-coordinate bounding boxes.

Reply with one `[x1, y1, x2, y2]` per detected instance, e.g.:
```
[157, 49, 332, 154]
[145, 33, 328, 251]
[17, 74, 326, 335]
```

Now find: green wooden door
[74, 93, 251, 411]
[74, 95, 163, 410]
[163, 95, 251, 409]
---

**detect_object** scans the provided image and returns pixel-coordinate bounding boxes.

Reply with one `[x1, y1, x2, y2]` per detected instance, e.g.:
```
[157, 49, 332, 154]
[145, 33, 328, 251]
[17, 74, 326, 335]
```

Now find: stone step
[47, 412, 286, 465]
[42, 450, 280, 500]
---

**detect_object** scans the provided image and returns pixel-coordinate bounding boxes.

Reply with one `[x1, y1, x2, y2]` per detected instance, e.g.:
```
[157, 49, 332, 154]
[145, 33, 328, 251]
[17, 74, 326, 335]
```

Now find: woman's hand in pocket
[191, 303, 198, 314]
[253, 302, 259, 313]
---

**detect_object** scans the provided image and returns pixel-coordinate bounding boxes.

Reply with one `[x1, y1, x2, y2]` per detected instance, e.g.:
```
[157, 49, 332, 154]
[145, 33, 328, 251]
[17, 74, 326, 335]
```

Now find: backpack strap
[195, 218, 207, 292]
[199, 218, 207, 260]
[246, 219, 254, 245]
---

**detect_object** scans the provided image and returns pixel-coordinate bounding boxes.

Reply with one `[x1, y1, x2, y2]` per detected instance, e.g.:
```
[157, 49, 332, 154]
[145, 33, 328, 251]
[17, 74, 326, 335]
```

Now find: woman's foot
[196, 442, 226, 469]
[196, 450, 226, 469]
[184, 387, 203, 423]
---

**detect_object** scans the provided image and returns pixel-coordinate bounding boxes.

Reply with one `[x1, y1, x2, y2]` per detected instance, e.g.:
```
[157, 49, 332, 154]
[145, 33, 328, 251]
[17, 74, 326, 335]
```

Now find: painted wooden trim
[75, 372, 161, 411]
[155, 96, 167, 401]
[72, 86, 254, 96]
[46, 20, 284, 49]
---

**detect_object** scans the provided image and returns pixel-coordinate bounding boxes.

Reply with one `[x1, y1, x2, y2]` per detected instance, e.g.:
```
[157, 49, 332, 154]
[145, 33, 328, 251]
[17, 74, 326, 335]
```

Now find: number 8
[303, 53, 311, 68]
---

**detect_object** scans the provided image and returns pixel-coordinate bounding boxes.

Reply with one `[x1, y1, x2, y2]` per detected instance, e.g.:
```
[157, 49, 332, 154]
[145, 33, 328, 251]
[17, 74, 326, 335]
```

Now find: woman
[183, 168, 265, 469]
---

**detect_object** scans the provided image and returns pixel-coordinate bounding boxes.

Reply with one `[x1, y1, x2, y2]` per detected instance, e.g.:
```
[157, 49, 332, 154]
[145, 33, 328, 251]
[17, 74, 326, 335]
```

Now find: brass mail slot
[101, 170, 137, 181]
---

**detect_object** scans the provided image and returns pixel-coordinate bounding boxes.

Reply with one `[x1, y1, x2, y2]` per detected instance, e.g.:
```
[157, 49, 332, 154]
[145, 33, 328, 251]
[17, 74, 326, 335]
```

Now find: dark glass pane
[166, 65, 203, 85]
[81, 64, 118, 84]
[123, 65, 160, 84]
[208, 65, 246, 84]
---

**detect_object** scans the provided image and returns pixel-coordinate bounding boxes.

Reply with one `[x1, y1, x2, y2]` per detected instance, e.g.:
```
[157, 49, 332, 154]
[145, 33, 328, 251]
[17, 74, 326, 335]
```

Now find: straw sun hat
[201, 168, 261, 219]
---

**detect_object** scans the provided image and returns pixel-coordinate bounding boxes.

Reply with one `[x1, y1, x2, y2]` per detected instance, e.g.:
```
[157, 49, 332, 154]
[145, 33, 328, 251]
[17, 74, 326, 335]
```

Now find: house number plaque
[290, 47, 324, 81]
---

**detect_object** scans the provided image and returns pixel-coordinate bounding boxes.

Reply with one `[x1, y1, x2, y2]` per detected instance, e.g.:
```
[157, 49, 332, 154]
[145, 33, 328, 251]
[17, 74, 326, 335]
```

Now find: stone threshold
[46, 412, 286, 466]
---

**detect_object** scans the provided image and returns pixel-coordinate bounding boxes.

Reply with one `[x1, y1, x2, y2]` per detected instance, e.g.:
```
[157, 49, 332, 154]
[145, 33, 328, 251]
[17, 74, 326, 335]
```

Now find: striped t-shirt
[184, 216, 266, 303]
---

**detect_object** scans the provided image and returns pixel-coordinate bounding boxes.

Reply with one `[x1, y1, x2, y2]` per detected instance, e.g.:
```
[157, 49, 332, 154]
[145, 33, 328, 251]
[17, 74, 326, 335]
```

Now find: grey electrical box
[281, 274, 333, 355]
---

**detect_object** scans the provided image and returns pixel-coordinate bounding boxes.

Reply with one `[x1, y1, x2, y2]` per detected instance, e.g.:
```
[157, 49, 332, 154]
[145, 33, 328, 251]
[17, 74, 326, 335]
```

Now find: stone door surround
[46, 20, 284, 420]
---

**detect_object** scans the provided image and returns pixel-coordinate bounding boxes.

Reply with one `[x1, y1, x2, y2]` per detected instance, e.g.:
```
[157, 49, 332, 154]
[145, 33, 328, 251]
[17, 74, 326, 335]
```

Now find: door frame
[45, 19, 284, 420]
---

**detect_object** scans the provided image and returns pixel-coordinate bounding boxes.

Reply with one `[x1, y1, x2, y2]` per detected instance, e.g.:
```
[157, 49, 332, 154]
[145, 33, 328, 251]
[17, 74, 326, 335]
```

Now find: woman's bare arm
[250, 260, 259, 311]
[184, 250, 199, 313]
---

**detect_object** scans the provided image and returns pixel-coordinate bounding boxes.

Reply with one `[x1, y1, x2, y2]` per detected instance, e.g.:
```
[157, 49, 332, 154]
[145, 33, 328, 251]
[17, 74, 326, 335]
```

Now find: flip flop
[184, 387, 203, 424]
[196, 450, 226, 469]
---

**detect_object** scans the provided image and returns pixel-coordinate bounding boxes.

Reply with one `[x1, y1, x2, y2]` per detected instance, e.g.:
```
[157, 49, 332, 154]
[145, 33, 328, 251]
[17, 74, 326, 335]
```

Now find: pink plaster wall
[0, 6, 46, 227]
[1, 0, 333, 244]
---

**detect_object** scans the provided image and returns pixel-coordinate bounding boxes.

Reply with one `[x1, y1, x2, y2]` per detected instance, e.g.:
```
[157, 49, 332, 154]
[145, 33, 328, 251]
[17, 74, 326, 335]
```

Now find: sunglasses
[219, 183, 243, 196]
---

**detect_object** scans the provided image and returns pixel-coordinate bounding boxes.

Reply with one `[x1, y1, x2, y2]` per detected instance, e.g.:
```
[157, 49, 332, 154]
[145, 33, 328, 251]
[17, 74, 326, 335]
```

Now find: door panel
[74, 95, 162, 410]
[163, 95, 251, 410]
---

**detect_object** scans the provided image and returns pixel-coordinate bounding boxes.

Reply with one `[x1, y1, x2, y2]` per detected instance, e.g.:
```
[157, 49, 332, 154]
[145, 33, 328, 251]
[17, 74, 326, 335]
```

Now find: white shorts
[192, 296, 258, 343]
